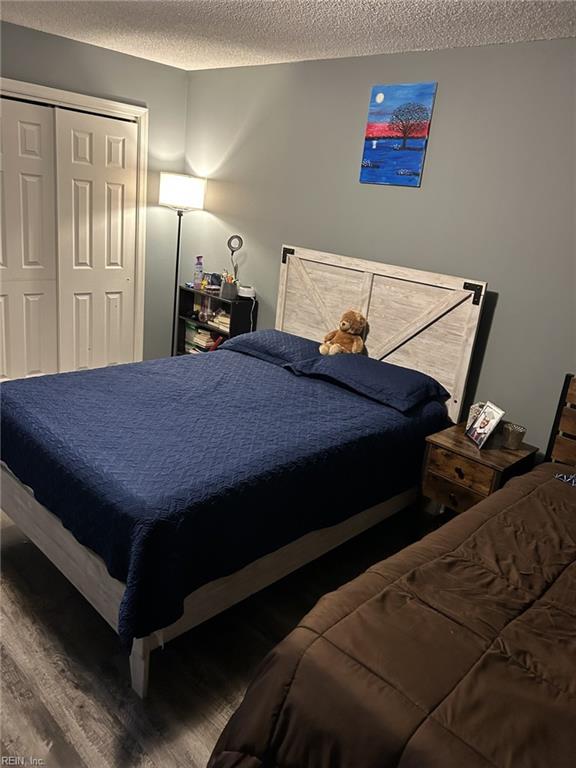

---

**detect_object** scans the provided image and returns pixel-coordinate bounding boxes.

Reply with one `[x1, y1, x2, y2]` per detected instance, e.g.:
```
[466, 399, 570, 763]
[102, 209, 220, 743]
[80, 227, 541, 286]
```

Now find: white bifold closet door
[56, 109, 137, 372]
[0, 99, 138, 379]
[0, 100, 58, 380]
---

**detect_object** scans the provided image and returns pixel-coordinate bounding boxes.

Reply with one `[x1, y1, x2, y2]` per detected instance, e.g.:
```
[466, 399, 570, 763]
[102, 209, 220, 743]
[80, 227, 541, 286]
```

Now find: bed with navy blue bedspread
[0, 331, 449, 646]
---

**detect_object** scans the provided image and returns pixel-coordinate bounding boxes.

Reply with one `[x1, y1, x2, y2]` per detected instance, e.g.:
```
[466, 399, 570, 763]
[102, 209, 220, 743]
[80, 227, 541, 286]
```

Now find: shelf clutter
[176, 285, 258, 355]
[184, 320, 225, 354]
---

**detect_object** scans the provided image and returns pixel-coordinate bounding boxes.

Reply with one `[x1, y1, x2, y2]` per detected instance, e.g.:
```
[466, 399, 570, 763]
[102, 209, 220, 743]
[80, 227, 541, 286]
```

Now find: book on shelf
[212, 309, 230, 322]
[187, 328, 211, 341]
[209, 335, 224, 351]
[185, 340, 209, 351]
[184, 331, 225, 354]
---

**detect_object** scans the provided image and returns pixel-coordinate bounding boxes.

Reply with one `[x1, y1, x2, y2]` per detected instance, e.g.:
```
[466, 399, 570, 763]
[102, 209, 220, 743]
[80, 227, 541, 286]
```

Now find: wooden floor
[0, 505, 443, 768]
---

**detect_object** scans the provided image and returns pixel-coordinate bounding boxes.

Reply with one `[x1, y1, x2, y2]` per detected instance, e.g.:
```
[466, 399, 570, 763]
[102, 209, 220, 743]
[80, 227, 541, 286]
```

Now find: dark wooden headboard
[546, 373, 576, 468]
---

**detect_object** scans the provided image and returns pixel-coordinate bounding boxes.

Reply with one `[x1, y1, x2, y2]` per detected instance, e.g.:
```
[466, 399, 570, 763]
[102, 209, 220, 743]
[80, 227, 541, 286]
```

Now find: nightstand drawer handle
[455, 466, 465, 480]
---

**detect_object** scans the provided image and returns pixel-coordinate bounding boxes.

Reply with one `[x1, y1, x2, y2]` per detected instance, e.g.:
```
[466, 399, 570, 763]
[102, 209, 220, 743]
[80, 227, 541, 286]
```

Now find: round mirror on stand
[227, 235, 244, 282]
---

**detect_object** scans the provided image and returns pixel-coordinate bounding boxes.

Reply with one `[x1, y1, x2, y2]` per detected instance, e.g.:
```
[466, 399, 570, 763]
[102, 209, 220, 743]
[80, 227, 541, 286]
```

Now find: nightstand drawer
[423, 472, 485, 513]
[427, 446, 495, 494]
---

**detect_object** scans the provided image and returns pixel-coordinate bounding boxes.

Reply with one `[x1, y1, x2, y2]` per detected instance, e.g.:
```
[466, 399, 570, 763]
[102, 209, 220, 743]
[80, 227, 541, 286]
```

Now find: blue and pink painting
[360, 82, 437, 188]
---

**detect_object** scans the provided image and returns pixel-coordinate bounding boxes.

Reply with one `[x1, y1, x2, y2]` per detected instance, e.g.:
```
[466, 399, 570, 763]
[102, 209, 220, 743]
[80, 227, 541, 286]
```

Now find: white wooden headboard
[275, 245, 487, 422]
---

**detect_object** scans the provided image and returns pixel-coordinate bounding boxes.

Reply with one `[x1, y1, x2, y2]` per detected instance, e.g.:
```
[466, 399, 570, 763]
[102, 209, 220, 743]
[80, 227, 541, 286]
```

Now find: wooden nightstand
[423, 423, 538, 514]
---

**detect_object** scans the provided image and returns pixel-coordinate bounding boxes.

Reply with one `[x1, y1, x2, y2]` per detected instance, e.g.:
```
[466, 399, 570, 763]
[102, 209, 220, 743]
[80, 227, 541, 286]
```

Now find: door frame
[0, 78, 149, 361]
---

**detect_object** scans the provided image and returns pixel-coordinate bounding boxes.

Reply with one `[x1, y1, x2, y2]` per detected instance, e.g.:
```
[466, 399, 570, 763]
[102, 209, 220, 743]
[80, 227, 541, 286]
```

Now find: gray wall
[1, 23, 574, 448]
[184, 39, 575, 448]
[1, 22, 188, 359]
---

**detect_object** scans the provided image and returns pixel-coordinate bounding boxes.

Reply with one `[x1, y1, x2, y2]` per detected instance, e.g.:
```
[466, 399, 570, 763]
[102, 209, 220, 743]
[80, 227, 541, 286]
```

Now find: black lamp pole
[170, 209, 184, 356]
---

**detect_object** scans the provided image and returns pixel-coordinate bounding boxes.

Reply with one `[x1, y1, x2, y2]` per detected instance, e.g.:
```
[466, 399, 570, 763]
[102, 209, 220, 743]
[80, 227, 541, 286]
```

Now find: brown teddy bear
[319, 310, 367, 355]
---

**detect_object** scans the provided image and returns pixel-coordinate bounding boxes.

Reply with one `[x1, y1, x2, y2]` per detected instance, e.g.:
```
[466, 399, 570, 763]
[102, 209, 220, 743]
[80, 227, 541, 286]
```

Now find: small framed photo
[466, 401, 505, 449]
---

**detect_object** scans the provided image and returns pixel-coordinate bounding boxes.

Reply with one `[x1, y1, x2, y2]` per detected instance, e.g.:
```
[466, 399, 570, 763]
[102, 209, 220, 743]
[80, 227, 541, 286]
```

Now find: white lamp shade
[158, 172, 206, 211]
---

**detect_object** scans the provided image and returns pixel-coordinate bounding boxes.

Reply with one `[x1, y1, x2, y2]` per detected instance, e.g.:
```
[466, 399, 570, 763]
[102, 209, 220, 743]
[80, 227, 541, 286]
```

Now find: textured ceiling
[2, 1, 574, 71]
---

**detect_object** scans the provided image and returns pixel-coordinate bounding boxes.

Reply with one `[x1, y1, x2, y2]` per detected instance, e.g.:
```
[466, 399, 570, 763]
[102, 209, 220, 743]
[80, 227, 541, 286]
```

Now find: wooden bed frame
[546, 373, 576, 467]
[0, 246, 487, 697]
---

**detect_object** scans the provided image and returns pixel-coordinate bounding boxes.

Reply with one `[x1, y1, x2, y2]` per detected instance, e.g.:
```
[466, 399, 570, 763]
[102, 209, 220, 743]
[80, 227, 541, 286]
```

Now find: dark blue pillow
[287, 354, 449, 412]
[220, 329, 320, 367]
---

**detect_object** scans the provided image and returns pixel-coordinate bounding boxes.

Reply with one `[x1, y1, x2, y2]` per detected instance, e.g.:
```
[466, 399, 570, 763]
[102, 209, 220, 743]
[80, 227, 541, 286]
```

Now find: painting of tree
[360, 82, 437, 187]
[389, 103, 431, 149]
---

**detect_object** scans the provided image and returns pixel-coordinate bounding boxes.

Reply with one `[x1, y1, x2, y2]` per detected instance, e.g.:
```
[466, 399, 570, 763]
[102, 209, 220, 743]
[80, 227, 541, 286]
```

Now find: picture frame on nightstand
[466, 401, 505, 449]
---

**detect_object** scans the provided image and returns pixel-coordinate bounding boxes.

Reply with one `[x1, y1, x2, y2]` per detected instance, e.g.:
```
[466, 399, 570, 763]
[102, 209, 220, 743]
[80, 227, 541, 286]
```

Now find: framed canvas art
[360, 82, 437, 188]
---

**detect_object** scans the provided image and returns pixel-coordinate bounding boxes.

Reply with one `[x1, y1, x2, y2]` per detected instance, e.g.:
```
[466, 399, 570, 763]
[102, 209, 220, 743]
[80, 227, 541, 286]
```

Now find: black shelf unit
[176, 285, 258, 355]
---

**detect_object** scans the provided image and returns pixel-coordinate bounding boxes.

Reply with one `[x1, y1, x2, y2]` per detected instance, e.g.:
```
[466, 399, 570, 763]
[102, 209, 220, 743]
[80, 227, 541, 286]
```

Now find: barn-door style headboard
[276, 245, 487, 422]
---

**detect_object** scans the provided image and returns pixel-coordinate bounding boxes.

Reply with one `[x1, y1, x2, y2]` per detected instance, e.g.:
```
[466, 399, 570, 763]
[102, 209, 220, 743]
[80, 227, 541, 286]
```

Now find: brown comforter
[208, 463, 576, 768]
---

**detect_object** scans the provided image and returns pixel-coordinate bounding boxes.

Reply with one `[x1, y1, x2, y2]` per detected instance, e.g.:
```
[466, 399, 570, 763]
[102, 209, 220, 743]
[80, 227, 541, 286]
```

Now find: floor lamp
[158, 172, 206, 355]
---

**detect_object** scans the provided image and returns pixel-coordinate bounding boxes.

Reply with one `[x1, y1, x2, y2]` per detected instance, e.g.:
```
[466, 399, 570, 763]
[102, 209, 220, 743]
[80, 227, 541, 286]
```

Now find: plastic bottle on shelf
[193, 255, 204, 289]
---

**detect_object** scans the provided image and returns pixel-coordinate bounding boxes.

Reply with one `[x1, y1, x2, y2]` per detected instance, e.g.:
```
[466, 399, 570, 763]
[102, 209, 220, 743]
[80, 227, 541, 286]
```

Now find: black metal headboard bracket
[463, 282, 483, 305]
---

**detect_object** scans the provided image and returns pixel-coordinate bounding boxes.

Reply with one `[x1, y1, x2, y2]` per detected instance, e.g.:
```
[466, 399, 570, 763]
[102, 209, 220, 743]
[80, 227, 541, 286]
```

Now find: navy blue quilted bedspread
[1, 332, 448, 646]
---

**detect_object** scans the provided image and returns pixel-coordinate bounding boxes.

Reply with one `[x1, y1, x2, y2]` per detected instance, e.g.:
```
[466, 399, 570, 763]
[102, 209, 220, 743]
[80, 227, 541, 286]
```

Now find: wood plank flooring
[0, 506, 442, 768]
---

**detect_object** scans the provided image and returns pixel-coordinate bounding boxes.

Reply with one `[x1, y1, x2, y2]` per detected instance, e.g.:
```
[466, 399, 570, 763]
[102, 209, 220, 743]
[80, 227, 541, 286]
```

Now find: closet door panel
[0, 99, 58, 379]
[56, 109, 137, 372]
[0, 100, 56, 282]
[0, 280, 58, 379]
[0, 293, 8, 380]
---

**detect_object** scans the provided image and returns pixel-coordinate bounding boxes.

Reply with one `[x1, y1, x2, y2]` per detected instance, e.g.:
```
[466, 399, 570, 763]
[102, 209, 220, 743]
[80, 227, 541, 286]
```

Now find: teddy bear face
[339, 310, 366, 335]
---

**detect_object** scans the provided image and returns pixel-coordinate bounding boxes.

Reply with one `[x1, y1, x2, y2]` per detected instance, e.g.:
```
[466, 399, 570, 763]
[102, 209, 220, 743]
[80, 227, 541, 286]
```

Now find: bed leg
[129, 638, 150, 698]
